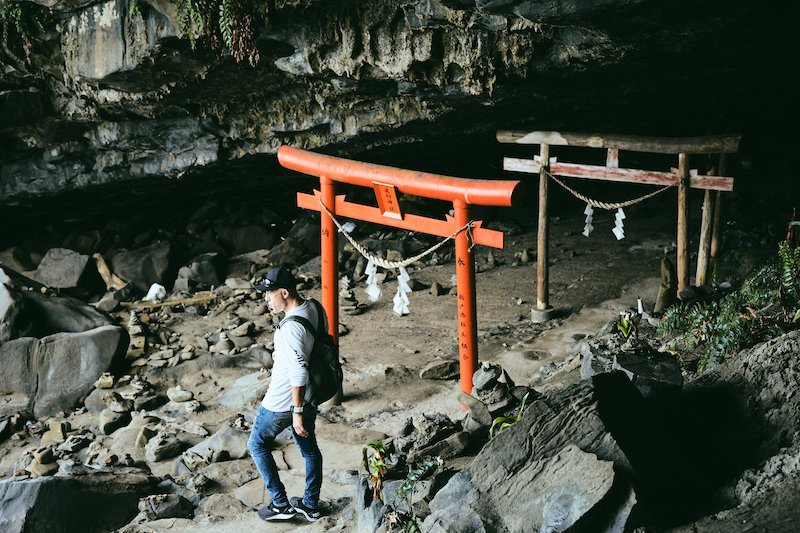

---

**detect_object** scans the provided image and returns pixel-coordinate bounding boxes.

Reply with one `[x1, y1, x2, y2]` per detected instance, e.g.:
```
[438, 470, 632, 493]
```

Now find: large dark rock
[0, 325, 129, 419]
[1, 266, 115, 339]
[0, 469, 159, 533]
[110, 241, 171, 292]
[27, 248, 91, 289]
[422, 375, 636, 532]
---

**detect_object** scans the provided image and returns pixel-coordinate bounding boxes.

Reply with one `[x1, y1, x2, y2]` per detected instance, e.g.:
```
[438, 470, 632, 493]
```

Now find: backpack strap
[279, 298, 325, 338]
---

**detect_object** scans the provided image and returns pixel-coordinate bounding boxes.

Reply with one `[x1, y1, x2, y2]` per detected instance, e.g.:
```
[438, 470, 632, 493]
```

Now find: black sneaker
[289, 497, 321, 522]
[257, 502, 296, 521]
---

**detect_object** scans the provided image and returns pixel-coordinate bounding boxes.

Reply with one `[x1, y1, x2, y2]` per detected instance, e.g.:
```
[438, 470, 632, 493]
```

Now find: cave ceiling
[0, 0, 797, 206]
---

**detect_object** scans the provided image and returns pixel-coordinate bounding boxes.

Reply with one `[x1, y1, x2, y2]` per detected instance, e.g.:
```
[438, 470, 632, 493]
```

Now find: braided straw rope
[546, 170, 671, 210]
[317, 196, 474, 269]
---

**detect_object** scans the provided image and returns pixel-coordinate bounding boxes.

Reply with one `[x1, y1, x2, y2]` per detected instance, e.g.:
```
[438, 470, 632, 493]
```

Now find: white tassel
[365, 260, 382, 302]
[583, 203, 594, 237]
[613, 208, 626, 240]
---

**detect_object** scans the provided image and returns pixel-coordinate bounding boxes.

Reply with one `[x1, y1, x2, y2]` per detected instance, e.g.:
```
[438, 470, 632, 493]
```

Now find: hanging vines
[131, 0, 263, 66]
[1, 0, 47, 67]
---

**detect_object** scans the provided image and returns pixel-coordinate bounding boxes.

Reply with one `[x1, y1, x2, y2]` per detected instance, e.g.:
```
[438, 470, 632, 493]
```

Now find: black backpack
[280, 298, 343, 407]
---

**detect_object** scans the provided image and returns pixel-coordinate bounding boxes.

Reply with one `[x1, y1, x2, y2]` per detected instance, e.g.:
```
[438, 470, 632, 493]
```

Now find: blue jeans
[247, 405, 323, 509]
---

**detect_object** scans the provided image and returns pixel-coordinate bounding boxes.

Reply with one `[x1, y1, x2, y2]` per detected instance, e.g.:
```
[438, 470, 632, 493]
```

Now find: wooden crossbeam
[497, 130, 742, 154]
[297, 191, 504, 248]
[502, 158, 733, 191]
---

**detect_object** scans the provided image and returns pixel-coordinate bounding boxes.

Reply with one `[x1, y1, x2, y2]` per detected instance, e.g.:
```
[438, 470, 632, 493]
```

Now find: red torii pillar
[277, 146, 525, 399]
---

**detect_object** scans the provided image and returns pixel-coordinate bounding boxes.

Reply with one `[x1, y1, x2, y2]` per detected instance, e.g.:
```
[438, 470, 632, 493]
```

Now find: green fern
[394, 456, 442, 532]
[740, 262, 779, 308]
[778, 240, 800, 301]
[1, 1, 46, 52]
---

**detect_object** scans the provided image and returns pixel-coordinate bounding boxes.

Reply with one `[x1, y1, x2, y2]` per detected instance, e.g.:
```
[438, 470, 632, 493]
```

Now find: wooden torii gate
[277, 146, 525, 399]
[496, 131, 741, 319]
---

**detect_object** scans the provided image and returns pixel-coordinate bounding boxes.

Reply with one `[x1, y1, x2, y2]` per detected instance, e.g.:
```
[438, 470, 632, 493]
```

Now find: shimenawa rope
[316, 196, 474, 269]
[545, 169, 671, 210]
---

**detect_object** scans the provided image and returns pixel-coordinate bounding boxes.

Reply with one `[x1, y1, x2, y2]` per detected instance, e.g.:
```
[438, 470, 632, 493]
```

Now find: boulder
[173, 252, 221, 292]
[419, 359, 460, 380]
[0, 469, 158, 533]
[419, 375, 636, 532]
[137, 493, 194, 520]
[0, 268, 21, 344]
[232, 226, 279, 253]
[0, 247, 36, 272]
[424, 445, 618, 532]
[0, 325, 129, 419]
[181, 426, 250, 470]
[215, 370, 270, 409]
[27, 248, 93, 289]
[1, 267, 115, 340]
[110, 242, 171, 292]
[580, 338, 683, 400]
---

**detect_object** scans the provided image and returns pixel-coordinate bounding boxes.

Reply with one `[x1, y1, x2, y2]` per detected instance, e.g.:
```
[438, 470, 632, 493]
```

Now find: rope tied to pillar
[317, 195, 475, 314]
[317, 196, 475, 268]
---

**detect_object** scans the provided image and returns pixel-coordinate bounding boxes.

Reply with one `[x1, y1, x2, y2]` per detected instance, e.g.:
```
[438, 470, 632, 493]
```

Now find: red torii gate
[277, 146, 525, 399]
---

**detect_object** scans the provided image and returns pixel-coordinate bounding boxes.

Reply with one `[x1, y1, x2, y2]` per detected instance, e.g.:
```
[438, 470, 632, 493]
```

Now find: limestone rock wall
[0, 0, 631, 200]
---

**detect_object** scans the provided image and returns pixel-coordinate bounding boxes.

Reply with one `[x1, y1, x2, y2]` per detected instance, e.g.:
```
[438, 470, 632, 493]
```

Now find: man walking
[248, 266, 325, 522]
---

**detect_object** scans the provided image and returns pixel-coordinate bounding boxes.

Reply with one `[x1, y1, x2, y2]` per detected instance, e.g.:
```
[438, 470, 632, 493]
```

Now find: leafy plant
[1, 0, 46, 63]
[617, 312, 635, 338]
[363, 440, 389, 502]
[489, 392, 530, 440]
[128, 0, 262, 65]
[392, 457, 442, 533]
[778, 240, 800, 304]
[739, 262, 779, 308]
[657, 242, 797, 372]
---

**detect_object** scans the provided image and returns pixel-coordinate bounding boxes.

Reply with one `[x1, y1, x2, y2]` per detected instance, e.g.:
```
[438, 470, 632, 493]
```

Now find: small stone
[104, 392, 133, 413]
[419, 360, 460, 380]
[145, 433, 183, 463]
[230, 321, 254, 337]
[225, 278, 252, 290]
[136, 426, 158, 448]
[99, 409, 130, 435]
[33, 446, 55, 464]
[95, 372, 115, 389]
[520, 249, 531, 264]
[57, 434, 91, 453]
[167, 386, 194, 402]
[149, 349, 174, 361]
[195, 336, 209, 351]
[48, 420, 71, 442]
[147, 359, 168, 368]
[430, 282, 443, 296]
[253, 303, 268, 315]
[183, 400, 202, 413]
[473, 363, 502, 390]
[181, 344, 195, 353]
[28, 459, 59, 477]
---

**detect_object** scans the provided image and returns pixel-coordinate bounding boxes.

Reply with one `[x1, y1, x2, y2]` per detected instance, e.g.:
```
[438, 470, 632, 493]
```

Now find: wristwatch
[291, 405, 304, 414]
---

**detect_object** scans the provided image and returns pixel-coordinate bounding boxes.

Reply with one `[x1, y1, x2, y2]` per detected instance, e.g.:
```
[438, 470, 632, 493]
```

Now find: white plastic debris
[143, 283, 167, 301]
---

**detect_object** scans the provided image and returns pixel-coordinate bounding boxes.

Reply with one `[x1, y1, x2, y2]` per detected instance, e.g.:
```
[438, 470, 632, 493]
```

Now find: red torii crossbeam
[277, 146, 525, 400]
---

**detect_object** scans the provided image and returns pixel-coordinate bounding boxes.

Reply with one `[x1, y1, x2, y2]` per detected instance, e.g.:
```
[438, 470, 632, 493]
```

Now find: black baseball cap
[254, 266, 295, 292]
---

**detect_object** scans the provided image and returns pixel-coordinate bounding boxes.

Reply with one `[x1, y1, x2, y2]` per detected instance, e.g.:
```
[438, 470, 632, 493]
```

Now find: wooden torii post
[496, 131, 741, 318]
[277, 146, 525, 399]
